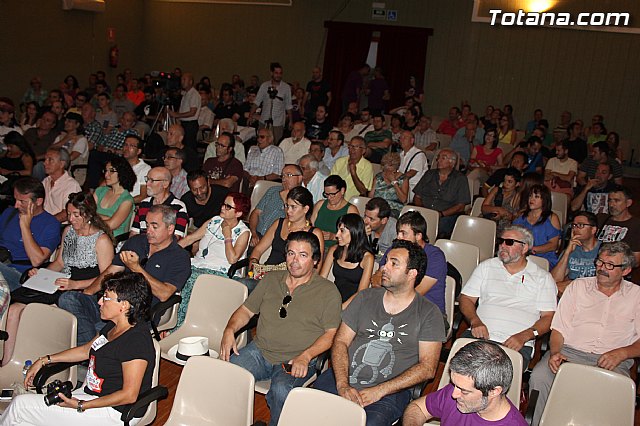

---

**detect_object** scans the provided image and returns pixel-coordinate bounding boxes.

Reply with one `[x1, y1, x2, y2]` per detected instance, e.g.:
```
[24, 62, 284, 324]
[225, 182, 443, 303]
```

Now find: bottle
[22, 360, 32, 379]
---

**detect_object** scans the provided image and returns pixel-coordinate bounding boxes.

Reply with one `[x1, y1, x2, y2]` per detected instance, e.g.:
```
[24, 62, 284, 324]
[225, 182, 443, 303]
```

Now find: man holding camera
[250, 62, 293, 144]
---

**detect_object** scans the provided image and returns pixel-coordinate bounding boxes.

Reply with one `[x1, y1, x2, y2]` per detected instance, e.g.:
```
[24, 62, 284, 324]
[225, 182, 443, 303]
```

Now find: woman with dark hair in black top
[320, 213, 374, 308]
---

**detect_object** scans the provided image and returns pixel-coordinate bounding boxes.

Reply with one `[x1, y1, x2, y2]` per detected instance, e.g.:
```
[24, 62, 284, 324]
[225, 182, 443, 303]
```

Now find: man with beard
[459, 225, 557, 367]
[181, 170, 228, 228]
[529, 241, 640, 426]
[596, 186, 640, 266]
[570, 162, 615, 214]
[403, 341, 527, 425]
[313, 239, 445, 426]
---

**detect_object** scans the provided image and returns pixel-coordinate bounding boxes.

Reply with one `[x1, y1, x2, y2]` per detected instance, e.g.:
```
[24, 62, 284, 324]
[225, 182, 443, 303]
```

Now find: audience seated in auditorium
[460, 225, 557, 367]
[130, 166, 189, 238]
[280, 121, 311, 165]
[544, 140, 577, 196]
[311, 175, 359, 249]
[404, 340, 527, 426]
[570, 162, 615, 214]
[467, 127, 503, 186]
[298, 153, 326, 204]
[551, 211, 600, 294]
[0, 177, 61, 292]
[59, 204, 191, 345]
[413, 148, 470, 239]
[248, 164, 303, 246]
[314, 239, 445, 426]
[0, 131, 35, 177]
[320, 213, 374, 308]
[221, 231, 341, 426]
[181, 170, 227, 229]
[42, 147, 82, 222]
[596, 185, 640, 265]
[164, 123, 199, 173]
[93, 156, 135, 240]
[375, 211, 447, 323]
[323, 130, 349, 172]
[175, 192, 250, 329]
[529, 241, 640, 426]
[482, 167, 521, 232]
[202, 131, 244, 193]
[330, 136, 374, 202]
[512, 185, 562, 269]
[244, 128, 284, 189]
[363, 113, 392, 164]
[122, 134, 151, 203]
[577, 140, 623, 186]
[363, 197, 397, 262]
[368, 152, 408, 218]
[164, 147, 189, 199]
[450, 113, 485, 166]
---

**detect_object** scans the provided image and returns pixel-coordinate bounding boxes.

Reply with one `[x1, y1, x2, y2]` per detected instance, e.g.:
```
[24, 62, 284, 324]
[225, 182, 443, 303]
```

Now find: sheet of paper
[21, 269, 69, 294]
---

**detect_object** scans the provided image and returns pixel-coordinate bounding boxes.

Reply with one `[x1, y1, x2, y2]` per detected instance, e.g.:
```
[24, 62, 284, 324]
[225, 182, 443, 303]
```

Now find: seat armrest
[227, 258, 250, 278]
[33, 361, 79, 393]
[120, 385, 169, 426]
[149, 294, 182, 341]
[524, 389, 538, 425]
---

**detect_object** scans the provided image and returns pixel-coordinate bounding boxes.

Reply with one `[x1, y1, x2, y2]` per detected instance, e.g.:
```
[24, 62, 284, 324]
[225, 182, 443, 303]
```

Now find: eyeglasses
[163, 155, 178, 160]
[144, 177, 167, 183]
[594, 258, 624, 270]
[214, 143, 229, 148]
[221, 202, 236, 210]
[279, 295, 292, 318]
[103, 168, 117, 174]
[323, 190, 341, 198]
[497, 237, 526, 247]
[571, 223, 593, 229]
[281, 173, 302, 178]
[347, 144, 364, 150]
[101, 295, 120, 303]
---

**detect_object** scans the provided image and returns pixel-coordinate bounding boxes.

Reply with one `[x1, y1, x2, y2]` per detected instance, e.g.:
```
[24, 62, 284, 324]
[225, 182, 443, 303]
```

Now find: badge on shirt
[91, 335, 109, 351]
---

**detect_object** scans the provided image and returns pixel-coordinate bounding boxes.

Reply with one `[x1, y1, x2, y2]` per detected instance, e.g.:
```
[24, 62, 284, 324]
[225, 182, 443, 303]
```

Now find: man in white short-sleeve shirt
[398, 130, 428, 203]
[459, 225, 557, 366]
[123, 135, 151, 203]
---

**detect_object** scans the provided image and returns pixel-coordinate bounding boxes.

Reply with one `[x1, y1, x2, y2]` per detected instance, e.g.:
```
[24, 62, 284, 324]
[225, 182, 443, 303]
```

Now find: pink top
[473, 146, 503, 166]
[551, 277, 640, 354]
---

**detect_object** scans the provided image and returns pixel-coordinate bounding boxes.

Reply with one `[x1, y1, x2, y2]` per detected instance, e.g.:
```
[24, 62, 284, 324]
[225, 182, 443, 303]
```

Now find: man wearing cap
[220, 231, 341, 426]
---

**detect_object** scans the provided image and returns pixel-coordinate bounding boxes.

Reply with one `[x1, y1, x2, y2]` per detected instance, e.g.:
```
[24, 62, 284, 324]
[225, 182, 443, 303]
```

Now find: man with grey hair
[413, 148, 470, 238]
[42, 147, 81, 222]
[130, 166, 189, 238]
[403, 340, 527, 425]
[164, 147, 189, 198]
[529, 241, 640, 426]
[58, 204, 191, 345]
[298, 153, 326, 204]
[459, 225, 557, 367]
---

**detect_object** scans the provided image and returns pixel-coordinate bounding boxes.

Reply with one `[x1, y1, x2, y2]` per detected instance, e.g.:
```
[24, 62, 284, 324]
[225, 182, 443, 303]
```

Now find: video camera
[152, 71, 181, 93]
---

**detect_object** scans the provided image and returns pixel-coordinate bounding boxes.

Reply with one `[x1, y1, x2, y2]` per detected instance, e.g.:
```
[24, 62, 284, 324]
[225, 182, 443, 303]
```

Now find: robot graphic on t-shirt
[349, 318, 407, 385]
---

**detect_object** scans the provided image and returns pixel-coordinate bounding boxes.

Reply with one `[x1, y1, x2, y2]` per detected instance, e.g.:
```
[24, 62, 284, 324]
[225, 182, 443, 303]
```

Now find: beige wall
[3, 0, 639, 158]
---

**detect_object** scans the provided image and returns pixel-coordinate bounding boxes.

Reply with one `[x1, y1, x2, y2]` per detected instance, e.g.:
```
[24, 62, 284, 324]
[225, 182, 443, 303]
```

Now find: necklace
[288, 220, 310, 233]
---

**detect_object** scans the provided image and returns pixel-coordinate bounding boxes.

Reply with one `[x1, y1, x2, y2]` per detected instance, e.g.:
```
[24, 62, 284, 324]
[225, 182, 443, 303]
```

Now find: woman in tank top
[320, 213, 374, 309]
[311, 175, 359, 249]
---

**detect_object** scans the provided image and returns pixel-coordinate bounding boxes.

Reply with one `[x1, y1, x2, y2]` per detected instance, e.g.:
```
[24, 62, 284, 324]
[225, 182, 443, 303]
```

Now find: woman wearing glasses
[93, 156, 136, 240]
[368, 152, 409, 218]
[311, 175, 359, 249]
[320, 213, 374, 308]
[175, 192, 251, 329]
[3, 271, 155, 426]
[513, 184, 562, 268]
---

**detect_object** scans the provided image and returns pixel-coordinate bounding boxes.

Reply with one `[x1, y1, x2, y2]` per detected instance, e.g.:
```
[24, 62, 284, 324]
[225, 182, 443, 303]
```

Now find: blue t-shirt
[566, 241, 600, 280]
[425, 384, 527, 425]
[513, 215, 561, 269]
[379, 243, 447, 314]
[0, 207, 61, 272]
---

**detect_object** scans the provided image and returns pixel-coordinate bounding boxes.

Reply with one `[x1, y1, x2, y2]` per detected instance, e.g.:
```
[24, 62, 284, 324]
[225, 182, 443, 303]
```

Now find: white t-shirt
[545, 157, 578, 176]
[179, 87, 200, 122]
[131, 159, 151, 198]
[279, 137, 311, 165]
[462, 257, 557, 348]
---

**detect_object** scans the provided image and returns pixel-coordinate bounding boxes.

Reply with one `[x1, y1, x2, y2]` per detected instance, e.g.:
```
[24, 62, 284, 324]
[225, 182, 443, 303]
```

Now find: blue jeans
[313, 367, 411, 426]
[0, 263, 24, 292]
[230, 341, 317, 426]
[57, 291, 105, 345]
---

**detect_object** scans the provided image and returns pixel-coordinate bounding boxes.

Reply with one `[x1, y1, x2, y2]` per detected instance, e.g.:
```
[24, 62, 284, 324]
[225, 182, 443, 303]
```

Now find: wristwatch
[530, 327, 539, 338]
[77, 400, 85, 413]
